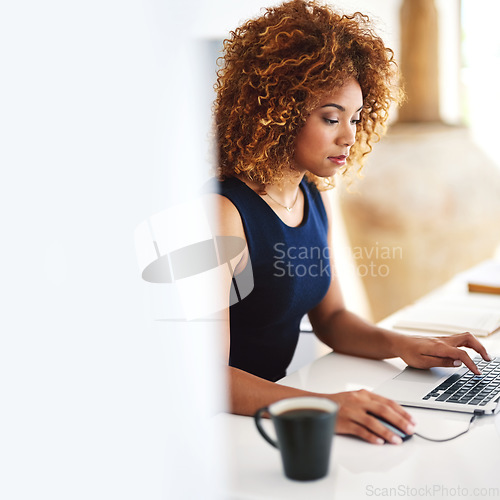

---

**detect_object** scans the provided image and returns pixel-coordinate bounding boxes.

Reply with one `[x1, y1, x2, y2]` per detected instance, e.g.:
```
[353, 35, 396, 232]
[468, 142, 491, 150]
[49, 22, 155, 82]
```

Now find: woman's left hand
[396, 332, 491, 375]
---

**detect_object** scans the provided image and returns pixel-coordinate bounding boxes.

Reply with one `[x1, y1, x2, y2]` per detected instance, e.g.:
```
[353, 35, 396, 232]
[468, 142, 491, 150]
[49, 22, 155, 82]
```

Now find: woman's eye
[351, 119, 361, 125]
[323, 118, 338, 124]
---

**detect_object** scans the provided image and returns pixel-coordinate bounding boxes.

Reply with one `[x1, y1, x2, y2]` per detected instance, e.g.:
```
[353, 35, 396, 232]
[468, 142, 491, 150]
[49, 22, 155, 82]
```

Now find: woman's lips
[328, 155, 347, 166]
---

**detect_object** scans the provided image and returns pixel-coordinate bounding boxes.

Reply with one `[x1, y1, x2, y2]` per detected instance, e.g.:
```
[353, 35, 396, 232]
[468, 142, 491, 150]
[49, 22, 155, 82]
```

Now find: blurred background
[1, 1, 499, 499]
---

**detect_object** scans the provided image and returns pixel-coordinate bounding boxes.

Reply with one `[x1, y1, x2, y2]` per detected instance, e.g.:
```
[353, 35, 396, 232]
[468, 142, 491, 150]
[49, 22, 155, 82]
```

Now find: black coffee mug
[254, 397, 338, 481]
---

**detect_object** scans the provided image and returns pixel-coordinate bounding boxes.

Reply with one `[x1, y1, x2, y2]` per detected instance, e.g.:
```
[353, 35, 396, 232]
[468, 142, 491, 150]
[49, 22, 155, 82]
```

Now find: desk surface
[214, 267, 500, 500]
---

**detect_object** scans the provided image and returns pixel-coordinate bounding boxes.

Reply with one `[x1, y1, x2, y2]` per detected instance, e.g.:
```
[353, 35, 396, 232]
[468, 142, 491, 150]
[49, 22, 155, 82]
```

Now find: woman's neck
[236, 171, 305, 214]
[237, 171, 303, 195]
[264, 179, 302, 210]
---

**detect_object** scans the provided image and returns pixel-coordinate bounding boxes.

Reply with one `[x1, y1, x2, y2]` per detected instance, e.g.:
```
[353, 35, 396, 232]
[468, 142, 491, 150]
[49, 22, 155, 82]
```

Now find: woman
[207, 0, 489, 444]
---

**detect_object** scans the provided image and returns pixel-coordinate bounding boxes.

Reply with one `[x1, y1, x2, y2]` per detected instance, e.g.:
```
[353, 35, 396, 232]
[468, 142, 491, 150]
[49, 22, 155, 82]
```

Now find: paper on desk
[392, 301, 500, 337]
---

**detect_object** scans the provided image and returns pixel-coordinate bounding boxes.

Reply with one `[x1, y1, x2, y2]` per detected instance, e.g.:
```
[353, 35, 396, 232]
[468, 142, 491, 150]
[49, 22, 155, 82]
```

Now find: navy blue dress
[216, 177, 331, 381]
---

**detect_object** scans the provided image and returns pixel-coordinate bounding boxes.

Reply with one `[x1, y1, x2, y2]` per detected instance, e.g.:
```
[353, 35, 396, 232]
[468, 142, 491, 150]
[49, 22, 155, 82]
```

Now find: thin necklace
[266, 188, 300, 212]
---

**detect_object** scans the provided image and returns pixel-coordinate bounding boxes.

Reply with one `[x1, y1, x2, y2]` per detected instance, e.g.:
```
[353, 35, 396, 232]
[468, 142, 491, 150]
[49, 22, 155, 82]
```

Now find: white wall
[461, 0, 500, 165]
[0, 1, 224, 499]
[195, 0, 400, 44]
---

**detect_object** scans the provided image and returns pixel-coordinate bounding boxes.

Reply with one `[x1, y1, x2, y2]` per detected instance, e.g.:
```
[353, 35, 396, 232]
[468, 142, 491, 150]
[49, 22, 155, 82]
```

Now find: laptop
[374, 356, 500, 415]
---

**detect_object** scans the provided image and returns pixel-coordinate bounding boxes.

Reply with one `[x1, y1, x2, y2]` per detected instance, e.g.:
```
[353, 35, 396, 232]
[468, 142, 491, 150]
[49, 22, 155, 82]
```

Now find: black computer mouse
[368, 412, 413, 442]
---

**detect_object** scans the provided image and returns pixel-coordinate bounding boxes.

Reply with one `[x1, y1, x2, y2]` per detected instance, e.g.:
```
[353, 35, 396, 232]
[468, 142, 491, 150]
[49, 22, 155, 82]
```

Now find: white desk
[214, 267, 500, 500]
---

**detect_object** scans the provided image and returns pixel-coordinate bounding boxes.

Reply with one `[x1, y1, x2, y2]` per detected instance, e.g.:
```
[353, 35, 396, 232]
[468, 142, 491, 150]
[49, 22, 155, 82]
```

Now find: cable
[414, 411, 482, 442]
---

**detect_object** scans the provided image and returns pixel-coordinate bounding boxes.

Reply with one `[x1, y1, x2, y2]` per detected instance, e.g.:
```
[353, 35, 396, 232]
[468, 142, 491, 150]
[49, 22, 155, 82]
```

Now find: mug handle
[254, 407, 278, 448]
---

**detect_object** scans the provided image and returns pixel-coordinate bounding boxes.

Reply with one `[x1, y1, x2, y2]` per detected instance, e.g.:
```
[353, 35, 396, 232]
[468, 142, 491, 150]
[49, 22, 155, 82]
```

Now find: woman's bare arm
[308, 192, 488, 374]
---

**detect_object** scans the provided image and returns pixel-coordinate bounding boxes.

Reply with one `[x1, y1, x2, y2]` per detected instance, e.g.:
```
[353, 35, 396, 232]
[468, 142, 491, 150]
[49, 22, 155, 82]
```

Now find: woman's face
[292, 78, 363, 177]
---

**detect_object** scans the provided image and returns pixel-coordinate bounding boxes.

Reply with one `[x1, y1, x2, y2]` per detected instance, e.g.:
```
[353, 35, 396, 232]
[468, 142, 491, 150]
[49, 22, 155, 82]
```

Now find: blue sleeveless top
[216, 177, 331, 381]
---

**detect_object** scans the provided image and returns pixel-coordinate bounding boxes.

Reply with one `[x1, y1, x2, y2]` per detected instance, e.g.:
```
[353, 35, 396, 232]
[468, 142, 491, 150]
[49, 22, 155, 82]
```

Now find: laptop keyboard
[423, 356, 500, 407]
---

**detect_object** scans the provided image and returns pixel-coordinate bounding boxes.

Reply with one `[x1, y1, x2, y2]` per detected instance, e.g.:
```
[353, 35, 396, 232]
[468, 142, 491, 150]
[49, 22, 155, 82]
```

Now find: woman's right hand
[329, 390, 416, 444]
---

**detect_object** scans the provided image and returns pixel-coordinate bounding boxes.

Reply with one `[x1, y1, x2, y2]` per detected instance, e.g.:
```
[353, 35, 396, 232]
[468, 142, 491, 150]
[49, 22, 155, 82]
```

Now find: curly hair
[214, 0, 402, 189]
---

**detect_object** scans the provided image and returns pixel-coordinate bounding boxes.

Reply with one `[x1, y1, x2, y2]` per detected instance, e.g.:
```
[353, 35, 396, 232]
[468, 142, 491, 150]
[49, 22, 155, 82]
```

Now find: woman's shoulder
[201, 177, 246, 241]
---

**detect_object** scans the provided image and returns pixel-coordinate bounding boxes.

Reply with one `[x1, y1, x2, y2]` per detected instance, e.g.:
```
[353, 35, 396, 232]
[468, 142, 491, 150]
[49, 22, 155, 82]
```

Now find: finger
[334, 406, 385, 444]
[368, 402, 416, 436]
[368, 393, 416, 425]
[418, 356, 460, 369]
[363, 414, 405, 445]
[428, 352, 479, 373]
[446, 332, 491, 361]
[343, 420, 385, 445]
[443, 344, 481, 374]
[350, 389, 413, 421]
[335, 391, 417, 444]
[422, 342, 481, 374]
[417, 352, 470, 369]
[354, 390, 416, 437]
[358, 392, 416, 433]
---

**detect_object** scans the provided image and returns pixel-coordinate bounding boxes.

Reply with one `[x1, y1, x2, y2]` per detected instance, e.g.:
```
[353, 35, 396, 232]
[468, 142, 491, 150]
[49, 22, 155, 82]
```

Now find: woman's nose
[336, 122, 356, 147]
